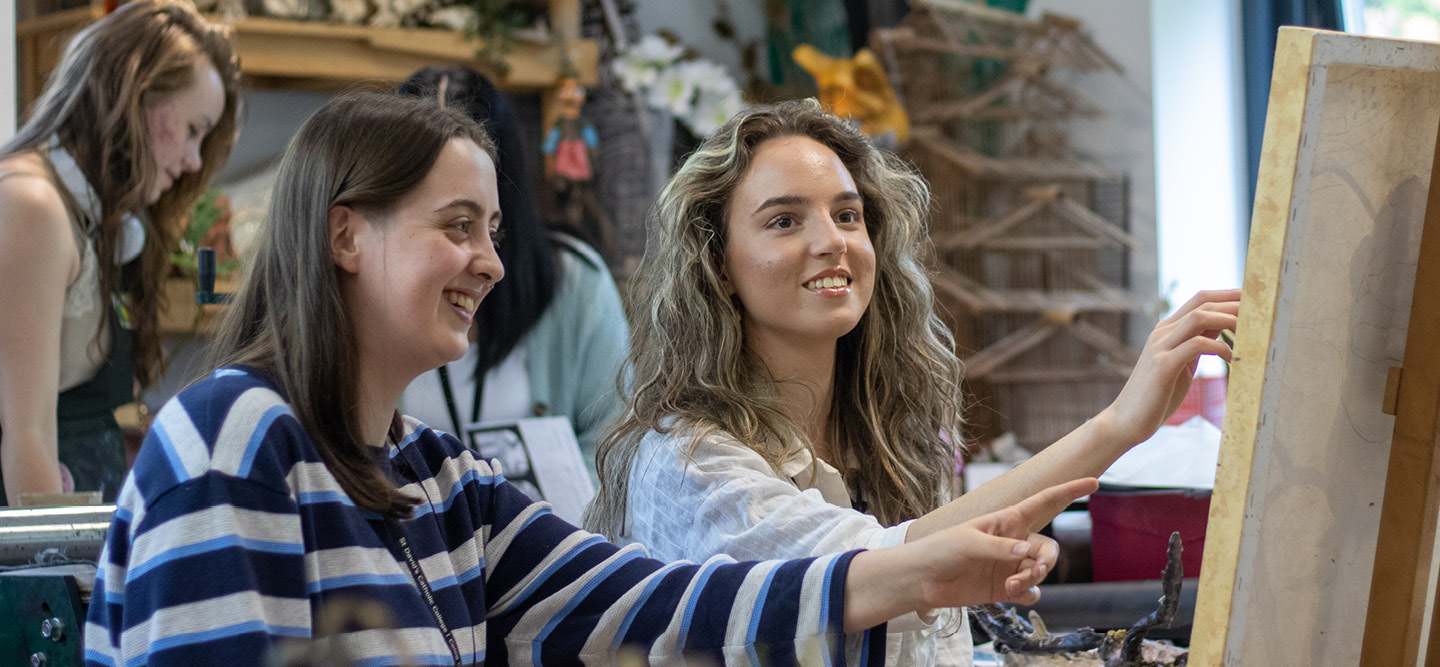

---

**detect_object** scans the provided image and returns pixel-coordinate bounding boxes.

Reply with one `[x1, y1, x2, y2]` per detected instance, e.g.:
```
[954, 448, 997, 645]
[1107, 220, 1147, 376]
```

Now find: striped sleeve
[85, 474, 310, 666]
[85, 377, 313, 667]
[477, 476, 883, 666]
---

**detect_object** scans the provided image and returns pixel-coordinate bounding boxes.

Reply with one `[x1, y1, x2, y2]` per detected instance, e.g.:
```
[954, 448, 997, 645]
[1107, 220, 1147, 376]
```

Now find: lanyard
[436, 364, 487, 437]
[387, 517, 464, 666]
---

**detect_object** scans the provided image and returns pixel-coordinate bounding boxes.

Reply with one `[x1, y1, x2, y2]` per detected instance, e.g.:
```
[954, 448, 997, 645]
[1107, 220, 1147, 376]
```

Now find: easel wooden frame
[1358, 110, 1440, 665]
[1190, 27, 1440, 666]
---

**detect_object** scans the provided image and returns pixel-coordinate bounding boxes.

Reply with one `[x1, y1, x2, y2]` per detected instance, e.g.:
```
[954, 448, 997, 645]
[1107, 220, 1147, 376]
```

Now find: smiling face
[340, 137, 505, 384]
[722, 135, 875, 358]
[143, 58, 225, 204]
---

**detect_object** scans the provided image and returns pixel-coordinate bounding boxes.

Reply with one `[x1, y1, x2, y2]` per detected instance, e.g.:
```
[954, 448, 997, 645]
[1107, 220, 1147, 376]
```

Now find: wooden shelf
[228, 15, 596, 92]
[158, 275, 234, 335]
[17, 3, 597, 107]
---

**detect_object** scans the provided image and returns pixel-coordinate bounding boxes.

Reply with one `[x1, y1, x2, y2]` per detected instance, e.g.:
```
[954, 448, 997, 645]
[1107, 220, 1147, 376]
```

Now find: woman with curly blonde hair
[585, 99, 1240, 665]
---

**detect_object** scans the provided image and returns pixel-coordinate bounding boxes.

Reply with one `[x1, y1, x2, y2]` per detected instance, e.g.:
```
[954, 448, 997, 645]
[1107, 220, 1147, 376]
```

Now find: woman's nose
[471, 240, 505, 286]
[182, 141, 203, 172]
[812, 219, 847, 256]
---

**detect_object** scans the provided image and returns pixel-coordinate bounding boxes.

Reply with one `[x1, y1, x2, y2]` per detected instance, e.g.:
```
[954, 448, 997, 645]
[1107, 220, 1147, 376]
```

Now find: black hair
[399, 65, 558, 379]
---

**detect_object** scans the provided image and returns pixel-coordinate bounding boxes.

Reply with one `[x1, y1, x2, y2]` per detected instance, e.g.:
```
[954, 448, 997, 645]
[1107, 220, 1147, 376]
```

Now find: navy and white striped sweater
[85, 367, 883, 666]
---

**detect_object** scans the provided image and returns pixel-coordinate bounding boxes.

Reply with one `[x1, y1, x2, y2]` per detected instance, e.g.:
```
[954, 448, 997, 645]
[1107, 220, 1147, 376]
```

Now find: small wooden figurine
[544, 76, 613, 255]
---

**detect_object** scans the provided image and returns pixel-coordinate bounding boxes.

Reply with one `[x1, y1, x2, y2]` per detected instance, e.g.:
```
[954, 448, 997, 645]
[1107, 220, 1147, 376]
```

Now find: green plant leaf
[184, 188, 223, 246]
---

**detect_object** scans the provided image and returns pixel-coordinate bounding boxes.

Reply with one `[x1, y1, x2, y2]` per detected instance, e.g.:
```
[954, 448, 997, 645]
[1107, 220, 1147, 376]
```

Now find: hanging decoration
[544, 76, 614, 254]
[792, 43, 910, 148]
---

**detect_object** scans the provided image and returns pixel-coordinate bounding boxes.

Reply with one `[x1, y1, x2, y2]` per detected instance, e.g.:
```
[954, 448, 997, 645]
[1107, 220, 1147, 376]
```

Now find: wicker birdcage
[879, 1, 1147, 453]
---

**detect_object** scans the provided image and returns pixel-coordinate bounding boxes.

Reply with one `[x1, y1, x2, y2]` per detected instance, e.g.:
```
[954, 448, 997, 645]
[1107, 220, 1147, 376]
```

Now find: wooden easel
[1189, 27, 1440, 666]
[1359, 94, 1440, 665]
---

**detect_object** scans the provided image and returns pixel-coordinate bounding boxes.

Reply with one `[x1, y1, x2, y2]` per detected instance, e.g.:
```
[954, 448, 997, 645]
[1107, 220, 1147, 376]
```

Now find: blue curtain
[1241, 0, 1344, 217]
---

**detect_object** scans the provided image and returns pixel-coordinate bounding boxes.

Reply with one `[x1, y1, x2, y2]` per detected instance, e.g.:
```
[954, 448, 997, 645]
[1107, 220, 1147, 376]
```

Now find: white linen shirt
[613, 427, 974, 666]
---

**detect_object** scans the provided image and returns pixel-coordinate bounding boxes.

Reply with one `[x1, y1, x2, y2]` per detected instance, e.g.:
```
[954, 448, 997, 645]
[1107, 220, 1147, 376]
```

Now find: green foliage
[462, 0, 545, 77]
[169, 187, 239, 278]
[183, 187, 223, 248]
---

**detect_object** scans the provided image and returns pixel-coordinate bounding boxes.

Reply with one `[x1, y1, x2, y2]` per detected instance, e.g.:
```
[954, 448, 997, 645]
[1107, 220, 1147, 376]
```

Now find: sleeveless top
[0, 139, 145, 390]
[0, 140, 146, 502]
[56, 218, 107, 392]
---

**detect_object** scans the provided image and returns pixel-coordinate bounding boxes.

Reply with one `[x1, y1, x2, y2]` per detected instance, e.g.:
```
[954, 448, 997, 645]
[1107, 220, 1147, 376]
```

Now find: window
[1345, 0, 1440, 39]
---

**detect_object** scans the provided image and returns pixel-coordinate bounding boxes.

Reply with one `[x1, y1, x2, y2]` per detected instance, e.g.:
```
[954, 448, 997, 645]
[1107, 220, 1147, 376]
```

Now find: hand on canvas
[1099, 288, 1240, 448]
[909, 477, 1097, 608]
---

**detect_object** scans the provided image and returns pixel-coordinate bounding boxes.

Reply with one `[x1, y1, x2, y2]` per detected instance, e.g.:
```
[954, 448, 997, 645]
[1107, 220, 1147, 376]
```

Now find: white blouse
[614, 427, 974, 666]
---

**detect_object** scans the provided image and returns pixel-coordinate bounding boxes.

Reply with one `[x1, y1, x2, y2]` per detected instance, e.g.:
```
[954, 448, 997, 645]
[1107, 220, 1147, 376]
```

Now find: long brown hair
[585, 100, 965, 536]
[2, 0, 241, 389]
[207, 92, 495, 518]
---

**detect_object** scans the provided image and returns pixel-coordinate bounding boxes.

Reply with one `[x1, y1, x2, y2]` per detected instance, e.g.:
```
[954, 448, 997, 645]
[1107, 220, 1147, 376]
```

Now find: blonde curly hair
[585, 99, 965, 535]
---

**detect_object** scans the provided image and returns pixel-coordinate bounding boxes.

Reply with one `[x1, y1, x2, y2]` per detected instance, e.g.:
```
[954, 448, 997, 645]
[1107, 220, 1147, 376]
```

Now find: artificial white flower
[613, 56, 661, 92]
[649, 65, 699, 116]
[615, 33, 748, 137]
[685, 60, 739, 96]
[613, 35, 682, 92]
[685, 89, 747, 136]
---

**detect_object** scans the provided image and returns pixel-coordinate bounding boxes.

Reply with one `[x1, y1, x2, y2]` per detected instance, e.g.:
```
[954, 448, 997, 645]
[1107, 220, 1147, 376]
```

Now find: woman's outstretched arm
[843, 477, 1096, 631]
[910, 289, 1240, 542]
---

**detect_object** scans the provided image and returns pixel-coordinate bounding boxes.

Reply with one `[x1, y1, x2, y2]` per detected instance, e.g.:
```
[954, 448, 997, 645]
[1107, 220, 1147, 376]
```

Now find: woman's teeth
[446, 292, 477, 312]
[805, 276, 849, 289]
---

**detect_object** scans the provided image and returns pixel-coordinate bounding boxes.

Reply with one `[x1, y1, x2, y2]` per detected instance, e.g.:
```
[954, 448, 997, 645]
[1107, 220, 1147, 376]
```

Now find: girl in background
[0, 0, 240, 504]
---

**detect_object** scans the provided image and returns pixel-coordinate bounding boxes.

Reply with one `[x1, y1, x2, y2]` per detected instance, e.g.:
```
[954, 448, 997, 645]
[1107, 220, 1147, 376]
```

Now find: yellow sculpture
[792, 44, 910, 147]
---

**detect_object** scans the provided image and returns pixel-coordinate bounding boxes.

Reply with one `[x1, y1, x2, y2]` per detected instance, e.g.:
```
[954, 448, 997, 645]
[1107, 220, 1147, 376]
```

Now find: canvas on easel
[1189, 27, 1440, 666]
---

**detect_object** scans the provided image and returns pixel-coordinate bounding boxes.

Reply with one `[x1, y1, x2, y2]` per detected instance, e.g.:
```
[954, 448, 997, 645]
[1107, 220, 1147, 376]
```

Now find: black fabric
[0, 311, 133, 504]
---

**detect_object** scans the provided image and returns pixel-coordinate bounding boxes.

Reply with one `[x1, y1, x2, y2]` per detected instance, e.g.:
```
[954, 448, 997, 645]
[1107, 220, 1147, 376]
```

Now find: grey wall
[216, 88, 332, 183]
[1150, 0, 1247, 376]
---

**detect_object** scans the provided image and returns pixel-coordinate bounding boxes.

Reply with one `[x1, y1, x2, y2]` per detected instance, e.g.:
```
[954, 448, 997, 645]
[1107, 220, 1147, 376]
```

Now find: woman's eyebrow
[434, 199, 485, 217]
[753, 191, 861, 215]
[753, 194, 806, 215]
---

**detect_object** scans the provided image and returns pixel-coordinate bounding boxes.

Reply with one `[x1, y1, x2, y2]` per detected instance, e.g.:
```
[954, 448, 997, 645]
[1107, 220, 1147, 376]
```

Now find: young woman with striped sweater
[83, 92, 1093, 666]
